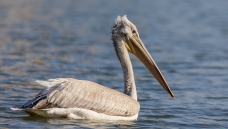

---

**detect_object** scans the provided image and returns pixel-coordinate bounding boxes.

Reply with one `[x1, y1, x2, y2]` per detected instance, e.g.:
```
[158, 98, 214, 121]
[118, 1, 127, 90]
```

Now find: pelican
[11, 15, 174, 121]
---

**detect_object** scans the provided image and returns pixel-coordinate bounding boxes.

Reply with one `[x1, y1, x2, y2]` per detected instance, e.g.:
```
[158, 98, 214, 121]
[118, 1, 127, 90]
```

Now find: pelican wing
[21, 78, 140, 117]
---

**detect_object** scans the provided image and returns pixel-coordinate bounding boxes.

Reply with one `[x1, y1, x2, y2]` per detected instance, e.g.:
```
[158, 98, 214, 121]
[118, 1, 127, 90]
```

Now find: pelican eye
[132, 30, 136, 34]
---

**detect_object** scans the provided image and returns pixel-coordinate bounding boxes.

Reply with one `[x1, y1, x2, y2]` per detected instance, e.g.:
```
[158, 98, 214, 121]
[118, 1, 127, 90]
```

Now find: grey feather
[21, 78, 140, 117]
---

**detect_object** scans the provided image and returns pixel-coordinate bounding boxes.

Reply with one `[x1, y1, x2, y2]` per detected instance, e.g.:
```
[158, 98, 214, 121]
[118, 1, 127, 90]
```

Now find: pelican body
[11, 16, 174, 121]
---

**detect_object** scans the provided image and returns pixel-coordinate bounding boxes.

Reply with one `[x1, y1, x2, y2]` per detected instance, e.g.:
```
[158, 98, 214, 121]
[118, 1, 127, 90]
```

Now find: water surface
[0, 0, 228, 128]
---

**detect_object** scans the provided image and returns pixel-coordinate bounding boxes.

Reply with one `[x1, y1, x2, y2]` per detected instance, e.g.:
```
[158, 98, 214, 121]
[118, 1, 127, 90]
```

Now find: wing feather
[21, 78, 140, 116]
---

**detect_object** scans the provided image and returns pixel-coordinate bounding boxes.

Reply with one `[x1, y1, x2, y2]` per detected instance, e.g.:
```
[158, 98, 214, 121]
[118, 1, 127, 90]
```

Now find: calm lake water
[0, 0, 228, 128]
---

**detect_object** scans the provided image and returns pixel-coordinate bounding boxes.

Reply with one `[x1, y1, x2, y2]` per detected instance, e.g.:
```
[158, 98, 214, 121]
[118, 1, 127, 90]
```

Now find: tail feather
[10, 105, 24, 111]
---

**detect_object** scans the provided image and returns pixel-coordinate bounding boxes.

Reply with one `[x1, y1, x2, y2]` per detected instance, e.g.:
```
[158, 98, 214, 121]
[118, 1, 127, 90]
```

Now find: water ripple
[0, 0, 228, 128]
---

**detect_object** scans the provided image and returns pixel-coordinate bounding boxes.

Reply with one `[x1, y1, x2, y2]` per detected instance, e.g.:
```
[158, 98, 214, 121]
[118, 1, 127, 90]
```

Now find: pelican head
[112, 15, 174, 98]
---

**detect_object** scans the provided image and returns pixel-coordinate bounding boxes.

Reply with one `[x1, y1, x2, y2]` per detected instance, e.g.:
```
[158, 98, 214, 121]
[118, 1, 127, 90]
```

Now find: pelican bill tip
[171, 93, 175, 99]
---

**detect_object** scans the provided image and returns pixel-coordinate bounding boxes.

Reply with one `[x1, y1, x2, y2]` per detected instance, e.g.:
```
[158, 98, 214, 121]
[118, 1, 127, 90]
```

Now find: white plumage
[13, 78, 139, 120]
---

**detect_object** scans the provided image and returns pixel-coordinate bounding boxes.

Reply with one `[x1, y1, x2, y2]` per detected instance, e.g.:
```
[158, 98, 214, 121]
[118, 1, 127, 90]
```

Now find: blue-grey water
[0, 0, 228, 128]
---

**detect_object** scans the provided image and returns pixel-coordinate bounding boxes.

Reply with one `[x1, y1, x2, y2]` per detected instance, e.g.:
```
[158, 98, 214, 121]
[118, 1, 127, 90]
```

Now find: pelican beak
[125, 35, 174, 98]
